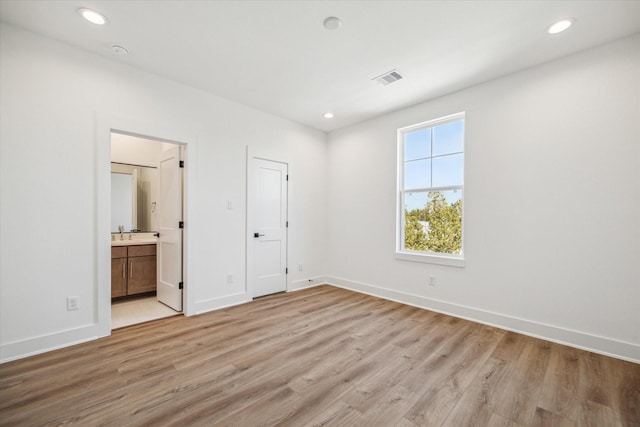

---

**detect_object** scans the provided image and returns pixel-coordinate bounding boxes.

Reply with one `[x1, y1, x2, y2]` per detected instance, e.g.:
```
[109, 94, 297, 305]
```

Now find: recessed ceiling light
[547, 18, 575, 34]
[78, 8, 108, 25]
[112, 45, 129, 55]
[323, 112, 334, 119]
[323, 17, 341, 30]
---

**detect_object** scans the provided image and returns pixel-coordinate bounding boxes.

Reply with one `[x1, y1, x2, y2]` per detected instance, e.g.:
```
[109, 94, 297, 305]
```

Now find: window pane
[404, 127, 431, 161]
[404, 191, 428, 214]
[433, 120, 463, 156]
[404, 159, 430, 189]
[432, 153, 463, 187]
[404, 189, 463, 255]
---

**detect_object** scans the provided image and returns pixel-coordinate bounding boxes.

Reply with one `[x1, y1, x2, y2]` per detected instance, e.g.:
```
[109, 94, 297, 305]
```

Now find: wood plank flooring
[1, 285, 638, 426]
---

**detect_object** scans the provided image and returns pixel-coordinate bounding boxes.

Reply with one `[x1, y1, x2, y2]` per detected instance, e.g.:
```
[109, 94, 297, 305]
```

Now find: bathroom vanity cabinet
[111, 244, 157, 298]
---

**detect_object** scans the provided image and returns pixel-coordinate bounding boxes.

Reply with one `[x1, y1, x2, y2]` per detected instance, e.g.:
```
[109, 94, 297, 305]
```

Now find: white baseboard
[326, 275, 640, 363]
[5, 278, 636, 364]
[0, 323, 105, 363]
[191, 292, 251, 316]
[192, 277, 331, 314]
[289, 276, 329, 292]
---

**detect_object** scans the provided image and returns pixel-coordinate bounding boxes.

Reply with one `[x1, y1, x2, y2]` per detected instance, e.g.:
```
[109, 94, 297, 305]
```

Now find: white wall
[0, 24, 327, 361]
[326, 35, 640, 361]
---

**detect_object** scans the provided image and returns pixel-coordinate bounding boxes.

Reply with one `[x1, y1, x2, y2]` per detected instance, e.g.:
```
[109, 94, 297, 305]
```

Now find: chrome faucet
[118, 225, 125, 240]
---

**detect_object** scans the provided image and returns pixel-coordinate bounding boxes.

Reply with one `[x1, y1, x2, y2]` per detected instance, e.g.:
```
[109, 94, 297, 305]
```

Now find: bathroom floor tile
[112, 296, 180, 329]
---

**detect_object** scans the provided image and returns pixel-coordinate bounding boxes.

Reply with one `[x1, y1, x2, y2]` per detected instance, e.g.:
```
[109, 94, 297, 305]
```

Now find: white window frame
[396, 112, 465, 268]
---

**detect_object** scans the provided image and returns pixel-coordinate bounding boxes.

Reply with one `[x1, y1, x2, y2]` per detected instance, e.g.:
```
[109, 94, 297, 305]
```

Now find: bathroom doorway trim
[96, 113, 197, 337]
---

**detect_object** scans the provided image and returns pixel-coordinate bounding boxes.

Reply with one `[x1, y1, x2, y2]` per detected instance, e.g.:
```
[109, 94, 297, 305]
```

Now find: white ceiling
[1, 1, 639, 132]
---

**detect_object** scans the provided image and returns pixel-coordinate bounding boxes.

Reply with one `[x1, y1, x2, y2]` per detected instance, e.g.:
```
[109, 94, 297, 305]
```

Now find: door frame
[246, 149, 289, 298]
[96, 113, 195, 337]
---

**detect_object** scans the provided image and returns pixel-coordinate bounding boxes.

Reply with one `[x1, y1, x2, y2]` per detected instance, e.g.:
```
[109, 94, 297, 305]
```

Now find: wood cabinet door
[127, 255, 157, 295]
[111, 258, 127, 298]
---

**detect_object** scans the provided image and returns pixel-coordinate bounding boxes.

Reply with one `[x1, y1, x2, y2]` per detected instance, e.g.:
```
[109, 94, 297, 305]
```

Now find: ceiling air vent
[373, 69, 404, 86]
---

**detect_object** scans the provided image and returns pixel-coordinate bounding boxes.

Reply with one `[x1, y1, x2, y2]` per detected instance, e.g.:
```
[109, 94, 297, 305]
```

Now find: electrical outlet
[298, 263, 303, 271]
[428, 276, 436, 287]
[67, 296, 79, 311]
[226, 274, 233, 284]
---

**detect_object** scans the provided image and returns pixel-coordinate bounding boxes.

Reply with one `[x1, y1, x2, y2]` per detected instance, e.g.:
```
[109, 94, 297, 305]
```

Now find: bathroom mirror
[111, 172, 136, 232]
[111, 163, 158, 233]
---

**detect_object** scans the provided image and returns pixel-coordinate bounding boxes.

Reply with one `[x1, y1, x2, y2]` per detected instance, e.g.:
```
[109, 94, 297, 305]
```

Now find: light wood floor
[1, 285, 638, 426]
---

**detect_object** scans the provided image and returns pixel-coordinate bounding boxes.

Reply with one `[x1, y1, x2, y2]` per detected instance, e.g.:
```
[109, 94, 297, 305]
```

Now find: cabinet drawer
[111, 246, 127, 259]
[128, 244, 156, 257]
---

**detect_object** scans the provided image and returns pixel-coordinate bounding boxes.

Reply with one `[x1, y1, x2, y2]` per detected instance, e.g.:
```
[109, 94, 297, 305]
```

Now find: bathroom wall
[111, 134, 164, 232]
[111, 133, 163, 167]
[111, 162, 157, 232]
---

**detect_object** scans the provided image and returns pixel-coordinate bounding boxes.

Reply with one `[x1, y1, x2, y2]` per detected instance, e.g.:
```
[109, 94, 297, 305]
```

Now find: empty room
[0, 1, 638, 426]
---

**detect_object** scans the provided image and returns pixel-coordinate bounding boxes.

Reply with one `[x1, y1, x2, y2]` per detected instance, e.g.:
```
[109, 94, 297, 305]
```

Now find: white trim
[6, 275, 636, 364]
[403, 184, 463, 193]
[0, 323, 100, 363]
[325, 276, 640, 363]
[192, 292, 251, 316]
[97, 113, 198, 324]
[396, 112, 466, 261]
[395, 252, 465, 267]
[289, 276, 329, 291]
[399, 111, 466, 133]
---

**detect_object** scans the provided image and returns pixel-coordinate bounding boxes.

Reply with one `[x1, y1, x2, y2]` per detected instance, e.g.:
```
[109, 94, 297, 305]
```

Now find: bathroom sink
[111, 240, 156, 246]
[111, 233, 158, 246]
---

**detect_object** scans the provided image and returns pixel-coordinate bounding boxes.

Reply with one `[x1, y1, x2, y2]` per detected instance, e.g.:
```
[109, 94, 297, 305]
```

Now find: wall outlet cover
[67, 296, 79, 311]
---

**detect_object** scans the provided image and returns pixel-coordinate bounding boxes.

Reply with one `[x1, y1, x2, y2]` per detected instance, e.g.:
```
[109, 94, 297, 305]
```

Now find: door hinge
[179, 282, 183, 290]
[286, 221, 288, 228]
[285, 268, 288, 275]
[179, 221, 184, 229]
[286, 174, 289, 181]
[179, 160, 184, 168]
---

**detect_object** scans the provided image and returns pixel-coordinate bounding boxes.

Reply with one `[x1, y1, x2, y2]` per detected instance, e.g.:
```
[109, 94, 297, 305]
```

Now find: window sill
[395, 251, 465, 268]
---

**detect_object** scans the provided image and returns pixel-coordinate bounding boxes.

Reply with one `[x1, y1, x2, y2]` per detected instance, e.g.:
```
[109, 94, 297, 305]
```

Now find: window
[397, 112, 464, 266]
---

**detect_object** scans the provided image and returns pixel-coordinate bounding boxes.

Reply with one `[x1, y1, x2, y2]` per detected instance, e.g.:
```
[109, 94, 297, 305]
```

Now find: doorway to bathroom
[110, 131, 184, 329]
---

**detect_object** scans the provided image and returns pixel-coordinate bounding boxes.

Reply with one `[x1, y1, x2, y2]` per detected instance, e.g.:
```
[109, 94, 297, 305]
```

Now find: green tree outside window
[404, 191, 462, 254]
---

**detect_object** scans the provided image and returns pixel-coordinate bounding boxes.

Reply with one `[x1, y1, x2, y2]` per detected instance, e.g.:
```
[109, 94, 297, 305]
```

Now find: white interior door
[248, 158, 288, 298]
[157, 145, 183, 311]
